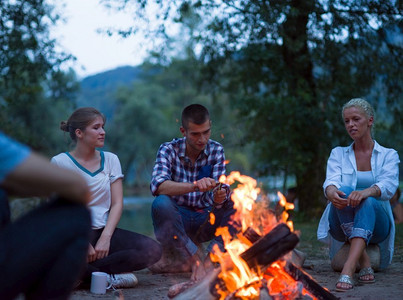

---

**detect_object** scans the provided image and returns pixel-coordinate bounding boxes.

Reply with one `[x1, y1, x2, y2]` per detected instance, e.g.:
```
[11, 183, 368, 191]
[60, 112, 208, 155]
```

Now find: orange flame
[219, 171, 260, 233]
[210, 171, 315, 299]
[277, 191, 294, 232]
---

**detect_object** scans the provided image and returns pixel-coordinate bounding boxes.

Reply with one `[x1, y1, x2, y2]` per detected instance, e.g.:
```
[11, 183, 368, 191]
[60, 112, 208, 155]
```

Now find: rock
[331, 243, 380, 272]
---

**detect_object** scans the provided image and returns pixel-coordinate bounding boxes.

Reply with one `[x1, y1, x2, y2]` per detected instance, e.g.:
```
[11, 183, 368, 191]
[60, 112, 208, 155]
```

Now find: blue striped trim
[65, 151, 104, 177]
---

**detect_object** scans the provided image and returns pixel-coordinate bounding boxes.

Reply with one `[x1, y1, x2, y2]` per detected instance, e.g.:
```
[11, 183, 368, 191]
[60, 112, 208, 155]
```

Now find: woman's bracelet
[372, 185, 380, 197]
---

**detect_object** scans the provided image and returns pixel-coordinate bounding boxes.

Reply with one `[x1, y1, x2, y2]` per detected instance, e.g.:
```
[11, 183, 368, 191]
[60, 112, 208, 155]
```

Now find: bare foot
[190, 255, 206, 281]
[359, 250, 375, 282]
[359, 273, 375, 282]
[336, 281, 353, 291]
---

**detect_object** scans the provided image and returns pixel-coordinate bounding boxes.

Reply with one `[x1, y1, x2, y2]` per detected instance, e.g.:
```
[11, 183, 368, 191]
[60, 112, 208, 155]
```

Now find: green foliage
[0, 0, 78, 155]
[105, 0, 403, 213]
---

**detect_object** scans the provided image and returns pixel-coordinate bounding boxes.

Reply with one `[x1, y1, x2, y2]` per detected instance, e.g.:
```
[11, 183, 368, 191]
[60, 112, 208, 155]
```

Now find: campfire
[171, 172, 337, 300]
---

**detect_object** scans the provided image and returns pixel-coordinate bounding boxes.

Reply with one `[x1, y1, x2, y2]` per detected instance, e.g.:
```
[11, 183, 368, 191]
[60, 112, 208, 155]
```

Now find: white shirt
[51, 151, 124, 229]
[318, 141, 400, 269]
[323, 141, 400, 201]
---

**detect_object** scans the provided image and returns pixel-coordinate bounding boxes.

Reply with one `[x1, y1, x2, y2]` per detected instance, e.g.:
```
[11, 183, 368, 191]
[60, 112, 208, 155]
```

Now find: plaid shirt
[150, 137, 227, 208]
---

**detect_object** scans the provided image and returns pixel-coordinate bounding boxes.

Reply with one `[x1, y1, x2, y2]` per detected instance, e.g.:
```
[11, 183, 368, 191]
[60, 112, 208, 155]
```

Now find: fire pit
[170, 172, 338, 300]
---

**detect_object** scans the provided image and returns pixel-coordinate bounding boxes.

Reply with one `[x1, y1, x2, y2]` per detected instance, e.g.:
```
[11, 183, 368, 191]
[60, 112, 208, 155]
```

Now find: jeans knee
[361, 196, 377, 208]
[152, 195, 175, 217]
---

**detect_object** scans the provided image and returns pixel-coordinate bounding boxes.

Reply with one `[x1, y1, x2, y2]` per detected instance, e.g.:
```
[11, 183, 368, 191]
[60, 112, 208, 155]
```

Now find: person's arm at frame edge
[1, 152, 90, 204]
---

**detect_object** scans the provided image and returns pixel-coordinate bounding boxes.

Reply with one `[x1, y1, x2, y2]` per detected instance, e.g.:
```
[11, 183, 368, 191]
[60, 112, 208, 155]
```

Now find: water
[119, 196, 154, 236]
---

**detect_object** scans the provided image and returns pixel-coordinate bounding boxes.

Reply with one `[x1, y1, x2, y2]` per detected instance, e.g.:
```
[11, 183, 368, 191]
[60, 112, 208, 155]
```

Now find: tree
[104, 0, 403, 214]
[0, 0, 77, 154]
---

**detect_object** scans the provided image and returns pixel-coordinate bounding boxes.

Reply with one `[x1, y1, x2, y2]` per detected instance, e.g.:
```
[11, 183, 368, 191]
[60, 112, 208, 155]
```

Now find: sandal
[358, 267, 375, 284]
[335, 274, 354, 292]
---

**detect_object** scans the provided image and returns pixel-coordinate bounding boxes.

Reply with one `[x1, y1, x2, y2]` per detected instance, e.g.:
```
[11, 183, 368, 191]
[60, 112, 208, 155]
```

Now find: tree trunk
[281, 0, 326, 215]
[296, 157, 326, 215]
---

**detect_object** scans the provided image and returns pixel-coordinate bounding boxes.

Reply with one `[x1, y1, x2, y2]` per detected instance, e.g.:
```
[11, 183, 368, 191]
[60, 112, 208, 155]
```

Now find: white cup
[90, 272, 110, 294]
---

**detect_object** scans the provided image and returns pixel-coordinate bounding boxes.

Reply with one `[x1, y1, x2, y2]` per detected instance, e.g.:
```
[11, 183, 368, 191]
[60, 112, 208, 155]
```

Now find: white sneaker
[108, 273, 138, 289]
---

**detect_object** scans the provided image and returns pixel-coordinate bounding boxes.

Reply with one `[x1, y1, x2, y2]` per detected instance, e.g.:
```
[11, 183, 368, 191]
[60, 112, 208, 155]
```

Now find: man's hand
[213, 188, 226, 205]
[193, 178, 217, 192]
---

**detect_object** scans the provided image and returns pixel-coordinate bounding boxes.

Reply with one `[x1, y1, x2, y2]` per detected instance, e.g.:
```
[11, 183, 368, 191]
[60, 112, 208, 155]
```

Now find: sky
[51, 0, 149, 78]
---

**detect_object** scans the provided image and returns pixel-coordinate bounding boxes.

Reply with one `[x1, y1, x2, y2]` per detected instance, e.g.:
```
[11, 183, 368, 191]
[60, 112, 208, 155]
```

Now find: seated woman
[317, 98, 399, 292]
[52, 107, 162, 289]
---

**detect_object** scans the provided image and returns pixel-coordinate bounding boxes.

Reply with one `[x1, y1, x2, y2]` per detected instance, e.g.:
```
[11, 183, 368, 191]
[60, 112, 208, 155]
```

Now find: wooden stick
[284, 262, 339, 300]
[172, 268, 221, 300]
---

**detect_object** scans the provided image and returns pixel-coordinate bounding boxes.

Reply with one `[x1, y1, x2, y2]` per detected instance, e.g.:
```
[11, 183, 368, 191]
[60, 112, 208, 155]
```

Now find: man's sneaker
[107, 273, 138, 289]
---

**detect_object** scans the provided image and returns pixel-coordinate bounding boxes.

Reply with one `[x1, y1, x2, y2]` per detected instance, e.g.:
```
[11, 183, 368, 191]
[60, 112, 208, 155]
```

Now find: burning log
[240, 224, 298, 268]
[170, 172, 337, 299]
[242, 227, 262, 243]
[284, 262, 339, 300]
[172, 223, 299, 299]
[172, 223, 338, 300]
[168, 269, 220, 299]
[243, 226, 338, 300]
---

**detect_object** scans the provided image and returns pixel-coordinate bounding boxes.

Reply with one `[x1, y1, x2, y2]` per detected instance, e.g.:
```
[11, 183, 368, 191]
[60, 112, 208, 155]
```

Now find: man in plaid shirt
[149, 104, 237, 281]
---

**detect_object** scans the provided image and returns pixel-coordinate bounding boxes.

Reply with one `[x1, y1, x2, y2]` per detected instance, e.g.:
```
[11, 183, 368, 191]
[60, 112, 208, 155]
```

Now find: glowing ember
[209, 212, 216, 225]
[210, 171, 316, 299]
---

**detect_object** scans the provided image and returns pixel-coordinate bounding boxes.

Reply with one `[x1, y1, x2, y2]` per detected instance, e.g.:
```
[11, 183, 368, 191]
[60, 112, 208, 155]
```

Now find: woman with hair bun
[52, 107, 162, 290]
[317, 98, 400, 292]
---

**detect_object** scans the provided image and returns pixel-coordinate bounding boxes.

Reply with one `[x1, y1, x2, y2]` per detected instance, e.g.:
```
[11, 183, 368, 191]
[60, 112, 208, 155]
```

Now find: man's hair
[181, 104, 210, 128]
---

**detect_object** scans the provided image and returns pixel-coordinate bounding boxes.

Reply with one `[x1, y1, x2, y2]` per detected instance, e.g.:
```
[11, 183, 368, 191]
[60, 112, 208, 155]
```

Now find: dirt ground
[70, 257, 403, 300]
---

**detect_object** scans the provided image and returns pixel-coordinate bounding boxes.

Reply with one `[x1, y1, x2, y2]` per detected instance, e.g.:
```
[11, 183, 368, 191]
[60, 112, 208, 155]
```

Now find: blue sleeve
[0, 132, 31, 183]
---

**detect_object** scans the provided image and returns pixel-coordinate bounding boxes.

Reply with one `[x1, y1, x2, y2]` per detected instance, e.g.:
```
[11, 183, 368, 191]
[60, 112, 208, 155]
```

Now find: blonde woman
[318, 98, 399, 292]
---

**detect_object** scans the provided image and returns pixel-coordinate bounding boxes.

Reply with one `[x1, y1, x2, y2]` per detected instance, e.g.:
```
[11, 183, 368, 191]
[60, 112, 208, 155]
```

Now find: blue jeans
[151, 195, 238, 257]
[328, 186, 390, 244]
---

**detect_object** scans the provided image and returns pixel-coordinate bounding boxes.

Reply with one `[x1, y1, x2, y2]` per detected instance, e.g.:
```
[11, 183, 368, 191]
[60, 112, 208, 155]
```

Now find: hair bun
[60, 121, 69, 132]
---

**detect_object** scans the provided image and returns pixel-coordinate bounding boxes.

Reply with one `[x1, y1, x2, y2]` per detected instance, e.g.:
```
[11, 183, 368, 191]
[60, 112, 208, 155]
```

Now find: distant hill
[76, 65, 143, 120]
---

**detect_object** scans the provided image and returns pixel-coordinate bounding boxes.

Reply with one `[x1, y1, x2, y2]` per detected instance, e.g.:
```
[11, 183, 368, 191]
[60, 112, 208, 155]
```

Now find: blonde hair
[342, 98, 375, 122]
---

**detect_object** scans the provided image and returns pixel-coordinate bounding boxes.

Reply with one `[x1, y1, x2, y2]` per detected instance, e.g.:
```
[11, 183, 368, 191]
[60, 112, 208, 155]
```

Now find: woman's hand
[326, 186, 348, 209]
[347, 190, 366, 208]
[87, 243, 97, 263]
[94, 235, 111, 260]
